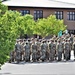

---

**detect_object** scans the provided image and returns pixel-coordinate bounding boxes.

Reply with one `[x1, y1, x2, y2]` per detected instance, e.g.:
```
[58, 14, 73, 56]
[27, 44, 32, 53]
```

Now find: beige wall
[9, 7, 75, 30]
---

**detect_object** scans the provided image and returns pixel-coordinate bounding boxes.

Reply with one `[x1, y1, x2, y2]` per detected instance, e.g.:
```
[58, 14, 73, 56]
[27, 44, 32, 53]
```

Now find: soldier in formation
[9, 34, 75, 63]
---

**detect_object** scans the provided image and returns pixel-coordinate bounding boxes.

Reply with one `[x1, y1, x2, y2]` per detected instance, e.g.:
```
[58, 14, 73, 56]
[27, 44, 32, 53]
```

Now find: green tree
[0, 9, 21, 65]
[47, 15, 67, 35]
[34, 15, 66, 38]
[33, 18, 53, 37]
[0, 0, 7, 16]
[16, 14, 35, 37]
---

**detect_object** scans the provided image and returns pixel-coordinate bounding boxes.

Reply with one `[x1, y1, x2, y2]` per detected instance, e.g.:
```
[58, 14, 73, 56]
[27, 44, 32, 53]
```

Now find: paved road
[0, 51, 75, 75]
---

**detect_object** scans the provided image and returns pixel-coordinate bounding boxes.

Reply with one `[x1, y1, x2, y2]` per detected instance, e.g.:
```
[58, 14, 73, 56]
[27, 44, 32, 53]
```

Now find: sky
[56, 0, 75, 4]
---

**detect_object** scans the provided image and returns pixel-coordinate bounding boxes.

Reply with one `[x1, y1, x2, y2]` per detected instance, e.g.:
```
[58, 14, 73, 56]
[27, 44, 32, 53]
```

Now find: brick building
[2, 0, 75, 34]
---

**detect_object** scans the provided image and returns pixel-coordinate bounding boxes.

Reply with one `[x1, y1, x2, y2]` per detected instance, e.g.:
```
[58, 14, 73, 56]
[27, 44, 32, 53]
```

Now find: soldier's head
[26, 41, 28, 44]
[66, 39, 68, 42]
[28, 39, 31, 42]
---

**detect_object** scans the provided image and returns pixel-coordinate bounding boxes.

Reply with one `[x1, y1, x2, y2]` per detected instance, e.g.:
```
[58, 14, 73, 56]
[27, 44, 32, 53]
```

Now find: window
[20, 10, 30, 16]
[55, 11, 63, 20]
[34, 10, 43, 20]
[67, 11, 75, 21]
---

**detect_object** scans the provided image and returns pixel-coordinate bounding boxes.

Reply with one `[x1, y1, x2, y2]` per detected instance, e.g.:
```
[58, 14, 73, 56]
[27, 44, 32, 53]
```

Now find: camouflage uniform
[70, 35, 73, 50]
[20, 41, 24, 61]
[40, 41, 47, 61]
[15, 41, 21, 63]
[57, 41, 63, 61]
[73, 41, 75, 60]
[24, 42, 31, 62]
[31, 42, 37, 62]
[64, 40, 71, 61]
[61, 39, 65, 60]
[36, 39, 41, 61]
[9, 50, 16, 63]
[45, 40, 49, 61]
[49, 40, 56, 61]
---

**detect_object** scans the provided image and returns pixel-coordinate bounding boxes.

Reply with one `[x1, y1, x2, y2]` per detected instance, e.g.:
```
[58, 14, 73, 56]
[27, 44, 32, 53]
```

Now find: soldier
[36, 39, 41, 61]
[54, 40, 57, 60]
[31, 40, 37, 62]
[57, 40, 63, 61]
[64, 39, 71, 61]
[15, 40, 21, 63]
[9, 50, 16, 63]
[24, 41, 31, 62]
[45, 40, 49, 61]
[73, 40, 75, 60]
[62, 39, 65, 60]
[49, 40, 56, 61]
[70, 34, 74, 50]
[19, 39, 24, 61]
[40, 40, 46, 62]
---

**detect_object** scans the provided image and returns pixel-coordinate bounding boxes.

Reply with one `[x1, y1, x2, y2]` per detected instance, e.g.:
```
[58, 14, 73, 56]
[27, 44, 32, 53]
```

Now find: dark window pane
[67, 11, 75, 21]
[55, 11, 63, 20]
[34, 10, 43, 20]
[20, 10, 30, 16]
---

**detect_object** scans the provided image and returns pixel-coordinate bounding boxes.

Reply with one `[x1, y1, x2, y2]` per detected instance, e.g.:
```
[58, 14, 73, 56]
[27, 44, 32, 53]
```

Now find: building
[2, 0, 75, 34]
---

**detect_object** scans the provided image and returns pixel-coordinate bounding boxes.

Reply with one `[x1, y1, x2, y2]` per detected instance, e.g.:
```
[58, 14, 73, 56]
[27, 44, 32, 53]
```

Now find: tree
[47, 15, 67, 35]
[33, 18, 53, 37]
[0, 0, 7, 16]
[16, 14, 35, 38]
[34, 15, 66, 38]
[0, 9, 21, 64]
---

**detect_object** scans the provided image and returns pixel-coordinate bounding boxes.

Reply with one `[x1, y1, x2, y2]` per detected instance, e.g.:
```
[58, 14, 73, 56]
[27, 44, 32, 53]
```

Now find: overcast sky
[56, 0, 75, 4]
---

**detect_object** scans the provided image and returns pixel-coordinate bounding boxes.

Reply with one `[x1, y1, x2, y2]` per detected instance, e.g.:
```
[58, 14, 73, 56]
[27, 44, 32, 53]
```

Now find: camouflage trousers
[32, 50, 37, 61]
[15, 51, 21, 63]
[36, 51, 41, 61]
[25, 51, 30, 61]
[40, 50, 46, 61]
[50, 50, 55, 61]
[64, 50, 70, 60]
[57, 51, 62, 61]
